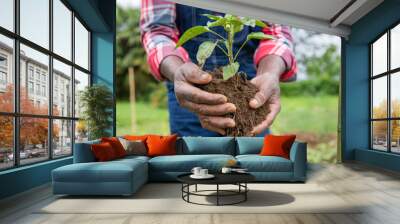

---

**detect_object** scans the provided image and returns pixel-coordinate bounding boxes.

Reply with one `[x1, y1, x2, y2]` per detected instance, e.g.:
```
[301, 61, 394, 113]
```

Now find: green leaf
[202, 14, 222, 21]
[240, 17, 256, 27]
[247, 32, 275, 41]
[196, 41, 217, 67]
[176, 26, 210, 47]
[221, 15, 244, 34]
[224, 14, 235, 20]
[255, 20, 267, 28]
[207, 18, 226, 28]
[231, 20, 244, 33]
[222, 62, 239, 80]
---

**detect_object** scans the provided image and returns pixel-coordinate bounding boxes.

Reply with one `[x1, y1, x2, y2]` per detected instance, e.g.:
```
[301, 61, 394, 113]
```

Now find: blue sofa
[52, 137, 307, 196]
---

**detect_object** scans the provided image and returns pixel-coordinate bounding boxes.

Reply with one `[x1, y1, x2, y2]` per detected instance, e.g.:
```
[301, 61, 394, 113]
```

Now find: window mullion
[48, 0, 54, 160]
[13, 0, 20, 167]
[388, 30, 391, 152]
[71, 10, 76, 155]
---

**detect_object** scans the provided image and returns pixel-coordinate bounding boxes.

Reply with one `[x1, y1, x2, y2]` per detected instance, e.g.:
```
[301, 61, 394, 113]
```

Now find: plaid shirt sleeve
[141, 1, 296, 81]
[140, 0, 189, 81]
[254, 24, 297, 81]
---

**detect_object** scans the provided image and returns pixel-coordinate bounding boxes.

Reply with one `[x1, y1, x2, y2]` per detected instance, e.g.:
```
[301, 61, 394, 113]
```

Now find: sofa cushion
[147, 134, 178, 157]
[149, 154, 235, 172]
[236, 137, 264, 155]
[53, 158, 147, 183]
[178, 137, 235, 155]
[91, 142, 118, 161]
[118, 138, 147, 156]
[73, 139, 100, 163]
[260, 134, 296, 159]
[115, 155, 150, 163]
[101, 137, 127, 158]
[236, 155, 293, 172]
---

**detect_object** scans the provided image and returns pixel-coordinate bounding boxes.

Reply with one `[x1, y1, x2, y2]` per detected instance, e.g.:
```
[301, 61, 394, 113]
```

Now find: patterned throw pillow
[118, 138, 147, 156]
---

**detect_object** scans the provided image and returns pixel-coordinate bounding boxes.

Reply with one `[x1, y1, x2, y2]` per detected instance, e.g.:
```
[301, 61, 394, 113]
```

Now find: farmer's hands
[250, 55, 286, 135]
[160, 56, 236, 134]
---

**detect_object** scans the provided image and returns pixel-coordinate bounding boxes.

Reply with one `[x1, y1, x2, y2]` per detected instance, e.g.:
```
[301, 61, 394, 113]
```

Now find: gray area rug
[38, 183, 362, 214]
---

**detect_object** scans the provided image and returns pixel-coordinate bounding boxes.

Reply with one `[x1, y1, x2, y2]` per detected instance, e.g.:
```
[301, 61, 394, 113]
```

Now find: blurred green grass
[116, 101, 170, 136]
[116, 95, 338, 163]
[272, 96, 338, 134]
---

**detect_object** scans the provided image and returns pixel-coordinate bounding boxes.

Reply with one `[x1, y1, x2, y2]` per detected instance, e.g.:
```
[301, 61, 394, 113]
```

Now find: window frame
[0, 0, 92, 171]
[370, 21, 400, 154]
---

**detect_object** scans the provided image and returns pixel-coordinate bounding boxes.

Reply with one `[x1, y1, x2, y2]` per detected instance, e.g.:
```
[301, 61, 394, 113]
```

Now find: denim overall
[167, 5, 267, 136]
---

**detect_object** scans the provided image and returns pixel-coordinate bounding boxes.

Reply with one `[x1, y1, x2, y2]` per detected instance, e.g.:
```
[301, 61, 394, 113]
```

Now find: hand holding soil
[173, 14, 282, 136]
[173, 62, 237, 134]
[249, 71, 281, 135]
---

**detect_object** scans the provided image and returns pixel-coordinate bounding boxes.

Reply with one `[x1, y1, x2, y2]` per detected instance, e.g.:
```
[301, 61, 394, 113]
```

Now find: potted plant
[176, 14, 274, 136]
[79, 84, 113, 140]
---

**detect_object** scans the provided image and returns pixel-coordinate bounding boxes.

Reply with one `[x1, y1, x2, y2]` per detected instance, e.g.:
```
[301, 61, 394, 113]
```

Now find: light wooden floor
[1, 162, 400, 224]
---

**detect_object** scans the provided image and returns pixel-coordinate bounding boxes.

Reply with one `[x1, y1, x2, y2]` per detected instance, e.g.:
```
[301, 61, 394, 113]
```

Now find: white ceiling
[228, 0, 352, 21]
[171, 0, 384, 37]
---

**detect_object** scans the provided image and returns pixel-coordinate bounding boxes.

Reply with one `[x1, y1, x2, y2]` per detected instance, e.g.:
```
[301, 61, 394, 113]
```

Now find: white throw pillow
[118, 138, 147, 156]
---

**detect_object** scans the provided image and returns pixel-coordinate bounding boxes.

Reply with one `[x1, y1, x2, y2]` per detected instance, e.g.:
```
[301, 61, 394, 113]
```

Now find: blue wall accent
[0, 158, 72, 199]
[355, 149, 400, 172]
[0, 0, 116, 200]
[92, 32, 116, 135]
[91, 0, 116, 135]
[343, 0, 400, 170]
[66, 0, 110, 32]
[342, 43, 369, 160]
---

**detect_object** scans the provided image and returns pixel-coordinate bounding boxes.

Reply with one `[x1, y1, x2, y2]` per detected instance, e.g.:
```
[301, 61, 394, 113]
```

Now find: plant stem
[227, 23, 234, 64]
[215, 42, 229, 57]
[234, 39, 248, 61]
[209, 30, 226, 41]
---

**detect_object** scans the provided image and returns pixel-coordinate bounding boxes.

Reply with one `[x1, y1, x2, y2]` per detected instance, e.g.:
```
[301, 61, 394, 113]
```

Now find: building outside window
[35, 83, 40, 95]
[0, 71, 6, 86]
[0, 0, 91, 170]
[371, 23, 400, 154]
[41, 85, 46, 97]
[0, 54, 7, 89]
[35, 69, 40, 81]
[0, 54, 7, 67]
[28, 81, 34, 94]
[28, 66, 34, 80]
[41, 73, 46, 83]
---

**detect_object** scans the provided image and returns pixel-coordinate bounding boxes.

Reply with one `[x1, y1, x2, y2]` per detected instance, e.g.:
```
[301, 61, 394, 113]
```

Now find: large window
[370, 23, 400, 153]
[0, 0, 91, 170]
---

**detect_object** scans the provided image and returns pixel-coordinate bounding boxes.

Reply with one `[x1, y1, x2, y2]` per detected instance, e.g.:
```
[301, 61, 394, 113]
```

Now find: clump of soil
[200, 69, 270, 136]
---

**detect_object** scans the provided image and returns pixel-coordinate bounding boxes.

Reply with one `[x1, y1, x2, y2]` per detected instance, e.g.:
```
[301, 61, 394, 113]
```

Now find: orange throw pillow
[123, 135, 149, 142]
[101, 137, 126, 158]
[146, 134, 178, 157]
[260, 134, 296, 159]
[91, 142, 117, 162]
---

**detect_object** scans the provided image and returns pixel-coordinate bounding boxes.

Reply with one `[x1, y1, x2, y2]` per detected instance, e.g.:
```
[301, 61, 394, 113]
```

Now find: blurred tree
[304, 44, 340, 81]
[392, 100, 400, 141]
[373, 100, 388, 139]
[0, 85, 58, 149]
[373, 100, 387, 119]
[281, 44, 340, 96]
[116, 6, 163, 101]
[372, 100, 400, 142]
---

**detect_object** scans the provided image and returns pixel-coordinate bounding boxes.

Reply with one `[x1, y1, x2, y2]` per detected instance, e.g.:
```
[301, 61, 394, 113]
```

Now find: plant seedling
[176, 14, 275, 80]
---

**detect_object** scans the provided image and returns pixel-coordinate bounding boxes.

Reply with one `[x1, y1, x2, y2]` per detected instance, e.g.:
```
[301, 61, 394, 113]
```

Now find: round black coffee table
[177, 173, 255, 206]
